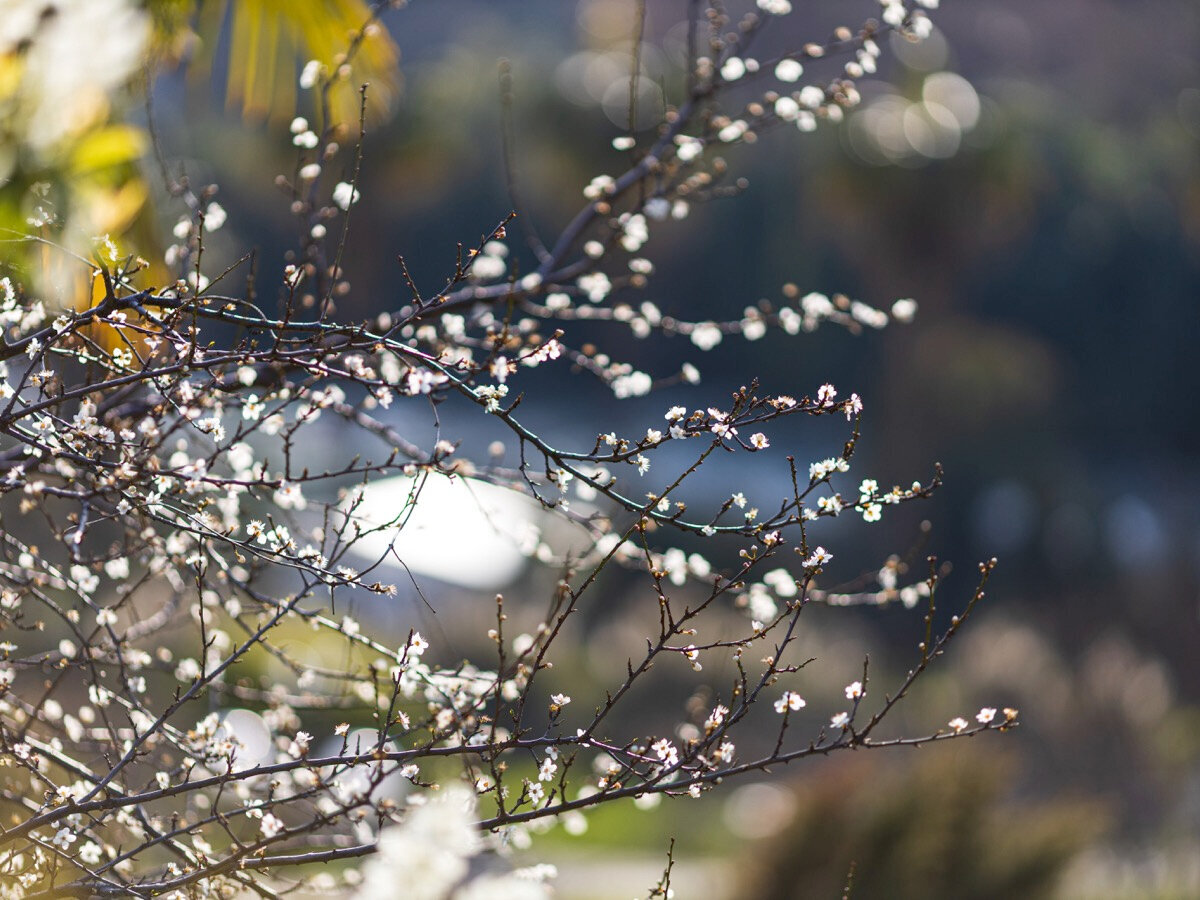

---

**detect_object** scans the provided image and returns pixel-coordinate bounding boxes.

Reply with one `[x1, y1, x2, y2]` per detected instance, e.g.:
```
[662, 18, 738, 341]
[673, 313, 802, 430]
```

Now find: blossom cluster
[0, 2, 1017, 897]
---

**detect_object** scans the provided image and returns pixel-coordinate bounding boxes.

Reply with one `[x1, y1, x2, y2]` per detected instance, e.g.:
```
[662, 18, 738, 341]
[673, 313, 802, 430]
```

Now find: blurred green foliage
[745, 751, 1107, 900]
[0, 0, 399, 303]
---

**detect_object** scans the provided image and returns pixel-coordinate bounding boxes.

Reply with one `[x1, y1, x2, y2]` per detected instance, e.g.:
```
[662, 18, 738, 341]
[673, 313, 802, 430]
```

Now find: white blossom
[775, 96, 800, 121]
[583, 174, 615, 199]
[775, 58, 804, 82]
[299, 59, 322, 89]
[803, 546, 832, 568]
[721, 57, 746, 81]
[891, 298, 918, 322]
[774, 691, 806, 714]
[577, 271, 612, 302]
[203, 202, 226, 231]
[260, 813, 285, 839]
[332, 182, 360, 210]
[799, 86, 825, 109]
[358, 788, 480, 900]
[882, 3, 907, 28]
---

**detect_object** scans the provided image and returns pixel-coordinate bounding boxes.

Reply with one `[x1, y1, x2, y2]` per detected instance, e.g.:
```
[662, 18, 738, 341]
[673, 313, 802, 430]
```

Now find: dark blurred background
[155, 1, 1200, 896]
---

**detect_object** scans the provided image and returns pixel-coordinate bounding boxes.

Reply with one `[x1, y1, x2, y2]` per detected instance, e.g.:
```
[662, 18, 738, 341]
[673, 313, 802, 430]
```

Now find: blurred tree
[0, 0, 399, 310]
[745, 751, 1106, 900]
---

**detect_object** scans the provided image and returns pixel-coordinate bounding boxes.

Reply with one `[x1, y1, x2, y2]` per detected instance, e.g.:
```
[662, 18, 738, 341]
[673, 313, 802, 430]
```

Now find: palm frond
[189, 0, 400, 126]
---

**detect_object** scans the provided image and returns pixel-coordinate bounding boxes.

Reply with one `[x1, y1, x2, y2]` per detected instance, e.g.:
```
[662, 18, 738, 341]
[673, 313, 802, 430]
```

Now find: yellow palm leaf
[187, 0, 400, 126]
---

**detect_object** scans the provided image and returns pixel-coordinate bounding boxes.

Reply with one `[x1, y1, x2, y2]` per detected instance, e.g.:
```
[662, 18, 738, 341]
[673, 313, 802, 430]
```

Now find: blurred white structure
[345, 473, 593, 590]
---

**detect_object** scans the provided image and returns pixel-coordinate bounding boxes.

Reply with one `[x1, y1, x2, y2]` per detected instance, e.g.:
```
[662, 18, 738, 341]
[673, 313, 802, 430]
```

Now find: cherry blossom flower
[774, 691, 806, 714]
[260, 813, 285, 839]
[0, 3, 999, 893]
[332, 181, 360, 210]
[776, 59, 804, 82]
[803, 546, 833, 568]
